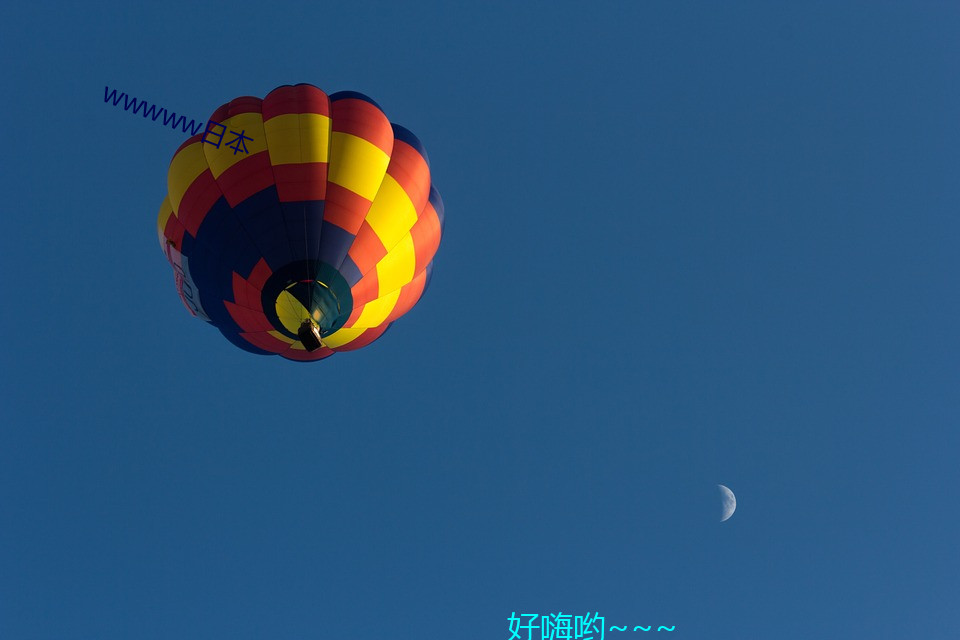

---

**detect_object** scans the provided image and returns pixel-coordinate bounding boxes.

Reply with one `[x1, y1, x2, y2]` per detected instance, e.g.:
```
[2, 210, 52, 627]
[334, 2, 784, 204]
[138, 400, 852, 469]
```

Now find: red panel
[177, 171, 222, 237]
[225, 301, 274, 333]
[386, 140, 431, 214]
[239, 331, 290, 354]
[263, 84, 331, 120]
[274, 162, 328, 202]
[349, 269, 380, 307]
[209, 96, 263, 123]
[409, 204, 442, 274]
[246, 258, 272, 291]
[162, 214, 187, 255]
[216, 151, 275, 208]
[173, 134, 203, 156]
[231, 272, 263, 310]
[330, 98, 393, 155]
[323, 183, 372, 234]
[347, 221, 388, 276]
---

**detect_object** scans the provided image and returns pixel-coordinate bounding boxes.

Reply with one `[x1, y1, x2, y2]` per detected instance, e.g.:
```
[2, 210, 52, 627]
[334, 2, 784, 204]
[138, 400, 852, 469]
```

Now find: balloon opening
[263, 261, 354, 342]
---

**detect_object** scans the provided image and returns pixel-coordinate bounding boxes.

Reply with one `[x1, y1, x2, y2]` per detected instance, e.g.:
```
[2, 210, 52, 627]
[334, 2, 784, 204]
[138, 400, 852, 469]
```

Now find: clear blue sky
[2, 2, 959, 638]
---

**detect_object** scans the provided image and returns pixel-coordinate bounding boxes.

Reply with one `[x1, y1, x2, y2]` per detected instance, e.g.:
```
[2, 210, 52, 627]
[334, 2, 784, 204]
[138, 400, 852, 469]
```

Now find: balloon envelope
[157, 84, 444, 361]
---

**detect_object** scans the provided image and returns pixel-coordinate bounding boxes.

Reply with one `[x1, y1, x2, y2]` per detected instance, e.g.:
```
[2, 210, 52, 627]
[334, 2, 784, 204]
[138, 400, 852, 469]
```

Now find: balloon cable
[302, 206, 310, 324]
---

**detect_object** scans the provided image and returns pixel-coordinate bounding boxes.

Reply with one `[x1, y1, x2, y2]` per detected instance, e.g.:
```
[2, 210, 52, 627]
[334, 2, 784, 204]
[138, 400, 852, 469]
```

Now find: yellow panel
[366, 175, 418, 249]
[376, 234, 416, 296]
[328, 132, 390, 200]
[264, 113, 332, 165]
[167, 142, 208, 213]
[322, 326, 366, 348]
[205, 113, 268, 178]
[354, 290, 401, 328]
[275, 289, 308, 334]
[157, 196, 173, 240]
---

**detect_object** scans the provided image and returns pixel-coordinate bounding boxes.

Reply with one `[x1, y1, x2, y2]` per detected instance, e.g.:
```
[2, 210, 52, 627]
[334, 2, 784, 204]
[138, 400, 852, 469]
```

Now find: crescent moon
[718, 484, 736, 522]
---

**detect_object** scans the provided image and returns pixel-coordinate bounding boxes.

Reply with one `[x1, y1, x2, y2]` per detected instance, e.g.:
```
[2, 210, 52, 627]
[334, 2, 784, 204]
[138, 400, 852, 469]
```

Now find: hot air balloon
[157, 84, 444, 361]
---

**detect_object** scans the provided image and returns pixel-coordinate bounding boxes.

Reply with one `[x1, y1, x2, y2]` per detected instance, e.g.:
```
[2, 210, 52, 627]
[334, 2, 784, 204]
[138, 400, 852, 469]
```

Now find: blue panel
[281, 202, 307, 262]
[281, 200, 325, 263]
[429, 186, 445, 232]
[318, 220, 356, 270]
[236, 199, 294, 272]
[338, 254, 362, 287]
[179, 228, 197, 258]
[190, 192, 271, 335]
[304, 200, 325, 261]
[421, 260, 435, 297]
[192, 198, 239, 260]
